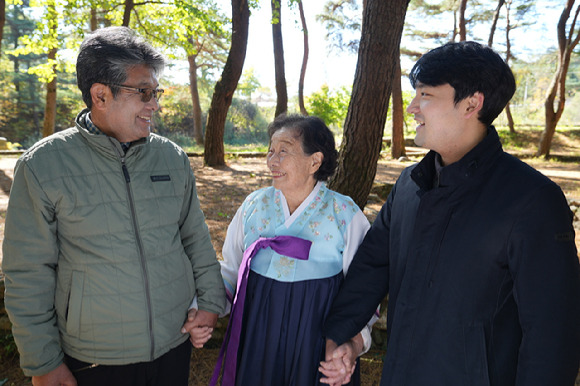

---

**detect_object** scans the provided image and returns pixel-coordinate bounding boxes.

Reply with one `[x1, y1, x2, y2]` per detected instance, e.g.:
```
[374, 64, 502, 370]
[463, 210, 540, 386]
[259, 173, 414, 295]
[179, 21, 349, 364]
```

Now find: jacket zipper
[111, 140, 156, 360]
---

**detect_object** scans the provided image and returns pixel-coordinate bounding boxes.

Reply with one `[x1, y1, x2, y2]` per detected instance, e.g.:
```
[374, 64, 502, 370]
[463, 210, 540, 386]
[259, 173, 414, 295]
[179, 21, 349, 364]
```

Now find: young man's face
[98, 64, 161, 143]
[407, 82, 479, 165]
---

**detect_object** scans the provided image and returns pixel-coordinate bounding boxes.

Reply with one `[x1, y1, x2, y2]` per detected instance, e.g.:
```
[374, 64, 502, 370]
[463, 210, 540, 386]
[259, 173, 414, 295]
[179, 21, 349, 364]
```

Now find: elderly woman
[211, 114, 375, 386]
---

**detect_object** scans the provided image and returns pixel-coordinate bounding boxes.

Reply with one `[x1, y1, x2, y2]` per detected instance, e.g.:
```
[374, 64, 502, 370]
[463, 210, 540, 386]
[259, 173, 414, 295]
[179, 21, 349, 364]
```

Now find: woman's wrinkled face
[267, 127, 320, 197]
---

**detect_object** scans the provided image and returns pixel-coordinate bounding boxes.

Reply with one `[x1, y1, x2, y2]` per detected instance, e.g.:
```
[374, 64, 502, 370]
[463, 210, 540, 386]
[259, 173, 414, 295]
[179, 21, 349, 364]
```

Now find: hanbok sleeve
[220, 205, 246, 312]
[342, 209, 378, 355]
[190, 204, 245, 316]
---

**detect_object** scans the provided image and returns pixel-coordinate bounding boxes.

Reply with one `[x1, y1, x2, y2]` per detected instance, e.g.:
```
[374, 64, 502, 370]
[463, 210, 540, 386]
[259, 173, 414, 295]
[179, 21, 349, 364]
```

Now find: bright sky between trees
[204, 0, 560, 99]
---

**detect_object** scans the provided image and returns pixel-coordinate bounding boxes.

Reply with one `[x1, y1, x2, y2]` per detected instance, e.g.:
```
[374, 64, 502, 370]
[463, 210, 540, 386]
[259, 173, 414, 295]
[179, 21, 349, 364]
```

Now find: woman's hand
[319, 335, 364, 385]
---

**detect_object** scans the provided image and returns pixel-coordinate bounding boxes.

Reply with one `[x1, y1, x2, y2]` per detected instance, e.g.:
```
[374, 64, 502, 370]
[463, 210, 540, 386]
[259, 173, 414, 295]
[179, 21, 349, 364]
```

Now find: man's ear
[465, 92, 484, 119]
[90, 83, 108, 109]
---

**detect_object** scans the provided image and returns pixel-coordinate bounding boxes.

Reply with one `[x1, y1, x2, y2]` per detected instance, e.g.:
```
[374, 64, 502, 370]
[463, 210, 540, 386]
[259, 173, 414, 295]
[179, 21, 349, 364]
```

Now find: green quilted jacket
[2, 110, 226, 376]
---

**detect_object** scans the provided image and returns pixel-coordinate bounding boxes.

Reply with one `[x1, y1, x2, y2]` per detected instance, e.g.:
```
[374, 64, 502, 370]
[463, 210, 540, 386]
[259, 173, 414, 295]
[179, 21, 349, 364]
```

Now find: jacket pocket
[66, 270, 85, 338]
[463, 323, 491, 386]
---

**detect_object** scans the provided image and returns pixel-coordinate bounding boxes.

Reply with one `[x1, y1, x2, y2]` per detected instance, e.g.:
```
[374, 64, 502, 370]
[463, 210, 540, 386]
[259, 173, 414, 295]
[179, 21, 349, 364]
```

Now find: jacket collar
[411, 126, 504, 191]
[75, 108, 148, 157]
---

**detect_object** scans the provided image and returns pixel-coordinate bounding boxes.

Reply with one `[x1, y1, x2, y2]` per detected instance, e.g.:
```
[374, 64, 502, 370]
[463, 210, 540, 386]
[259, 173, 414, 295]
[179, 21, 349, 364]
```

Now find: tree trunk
[90, 7, 98, 31]
[298, 0, 309, 116]
[504, 1, 515, 133]
[122, 0, 133, 27]
[458, 0, 467, 41]
[204, 0, 250, 166]
[271, 0, 288, 118]
[328, 0, 410, 209]
[505, 102, 515, 133]
[487, 0, 505, 47]
[28, 77, 41, 133]
[187, 52, 204, 145]
[0, 0, 6, 56]
[537, 0, 579, 158]
[391, 52, 406, 159]
[42, 48, 57, 138]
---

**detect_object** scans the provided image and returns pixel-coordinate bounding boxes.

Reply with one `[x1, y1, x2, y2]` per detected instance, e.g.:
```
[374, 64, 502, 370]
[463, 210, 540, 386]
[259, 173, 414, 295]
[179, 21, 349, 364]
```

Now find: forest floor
[0, 129, 579, 385]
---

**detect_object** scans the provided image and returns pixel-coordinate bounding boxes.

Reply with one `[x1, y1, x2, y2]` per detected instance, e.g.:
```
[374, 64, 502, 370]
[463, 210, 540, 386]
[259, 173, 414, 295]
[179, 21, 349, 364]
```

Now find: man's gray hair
[76, 26, 165, 108]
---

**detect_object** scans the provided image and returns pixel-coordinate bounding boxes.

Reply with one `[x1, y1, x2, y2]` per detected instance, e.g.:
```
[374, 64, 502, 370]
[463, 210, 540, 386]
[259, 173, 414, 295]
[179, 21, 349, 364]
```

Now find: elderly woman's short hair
[267, 114, 338, 181]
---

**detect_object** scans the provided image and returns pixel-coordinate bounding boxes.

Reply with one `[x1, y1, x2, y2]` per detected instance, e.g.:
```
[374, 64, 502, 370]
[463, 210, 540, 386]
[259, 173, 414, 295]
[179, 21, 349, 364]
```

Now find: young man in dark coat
[320, 41, 580, 386]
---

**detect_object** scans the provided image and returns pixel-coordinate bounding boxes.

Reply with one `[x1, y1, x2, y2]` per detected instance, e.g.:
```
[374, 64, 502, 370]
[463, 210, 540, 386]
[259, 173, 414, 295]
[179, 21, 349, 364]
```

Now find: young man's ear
[465, 92, 484, 118]
[90, 83, 109, 109]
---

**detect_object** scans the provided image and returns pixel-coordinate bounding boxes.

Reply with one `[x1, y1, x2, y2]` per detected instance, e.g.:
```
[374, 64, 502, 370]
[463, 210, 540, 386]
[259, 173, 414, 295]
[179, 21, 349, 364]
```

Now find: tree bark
[328, 0, 410, 209]
[204, 0, 250, 166]
[391, 52, 406, 159]
[42, 0, 58, 138]
[537, 0, 579, 157]
[187, 52, 204, 145]
[122, 0, 134, 27]
[42, 47, 57, 138]
[458, 0, 467, 41]
[298, 0, 309, 116]
[504, 1, 515, 133]
[271, 0, 288, 118]
[505, 103, 514, 133]
[488, 0, 505, 47]
[0, 0, 6, 56]
[90, 7, 98, 31]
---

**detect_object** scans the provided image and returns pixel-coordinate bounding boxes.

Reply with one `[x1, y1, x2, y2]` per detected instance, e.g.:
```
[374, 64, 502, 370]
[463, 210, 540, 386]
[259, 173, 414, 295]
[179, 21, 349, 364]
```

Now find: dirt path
[0, 154, 579, 385]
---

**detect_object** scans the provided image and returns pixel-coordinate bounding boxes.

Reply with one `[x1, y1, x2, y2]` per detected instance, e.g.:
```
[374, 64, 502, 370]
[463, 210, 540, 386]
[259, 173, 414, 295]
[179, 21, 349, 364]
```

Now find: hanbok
[215, 182, 374, 386]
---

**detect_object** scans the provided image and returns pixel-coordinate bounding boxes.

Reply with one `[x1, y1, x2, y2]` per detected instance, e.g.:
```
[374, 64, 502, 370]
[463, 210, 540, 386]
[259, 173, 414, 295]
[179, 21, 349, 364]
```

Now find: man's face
[406, 82, 475, 165]
[99, 64, 160, 143]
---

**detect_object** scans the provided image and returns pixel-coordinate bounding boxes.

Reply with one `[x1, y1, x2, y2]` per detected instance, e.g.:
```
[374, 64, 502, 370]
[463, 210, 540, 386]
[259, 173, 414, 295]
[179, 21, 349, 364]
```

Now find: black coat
[324, 127, 580, 386]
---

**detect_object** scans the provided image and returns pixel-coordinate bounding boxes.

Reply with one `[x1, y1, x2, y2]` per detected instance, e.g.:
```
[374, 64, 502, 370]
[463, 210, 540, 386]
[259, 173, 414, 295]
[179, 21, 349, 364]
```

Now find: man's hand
[181, 308, 219, 348]
[319, 335, 363, 385]
[32, 362, 77, 386]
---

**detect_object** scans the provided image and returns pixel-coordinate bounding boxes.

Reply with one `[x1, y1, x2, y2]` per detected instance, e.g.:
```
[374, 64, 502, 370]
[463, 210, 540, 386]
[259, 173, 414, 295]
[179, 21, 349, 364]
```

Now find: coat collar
[411, 126, 504, 191]
[74, 108, 147, 157]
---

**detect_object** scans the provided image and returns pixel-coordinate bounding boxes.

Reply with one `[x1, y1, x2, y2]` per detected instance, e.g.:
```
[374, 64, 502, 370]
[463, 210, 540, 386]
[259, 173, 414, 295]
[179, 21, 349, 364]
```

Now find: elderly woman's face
[267, 127, 320, 196]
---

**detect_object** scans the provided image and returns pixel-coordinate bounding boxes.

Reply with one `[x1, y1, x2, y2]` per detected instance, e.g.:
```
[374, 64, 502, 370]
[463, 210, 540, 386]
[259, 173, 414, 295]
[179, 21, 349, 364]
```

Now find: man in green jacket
[2, 27, 226, 386]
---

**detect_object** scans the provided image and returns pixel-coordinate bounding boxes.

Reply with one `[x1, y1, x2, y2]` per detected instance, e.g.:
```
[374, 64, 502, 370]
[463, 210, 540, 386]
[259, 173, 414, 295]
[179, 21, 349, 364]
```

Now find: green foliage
[385, 90, 417, 136]
[305, 84, 350, 130]
[316, 0, 361, 54]
[236, 68, 261, 100]
[224, 98, 269, 145]
[494, 50, 580, 128]
[152, 83, 269, 148]
[7, 0, 70, 84]
[153, 84, 197, 136]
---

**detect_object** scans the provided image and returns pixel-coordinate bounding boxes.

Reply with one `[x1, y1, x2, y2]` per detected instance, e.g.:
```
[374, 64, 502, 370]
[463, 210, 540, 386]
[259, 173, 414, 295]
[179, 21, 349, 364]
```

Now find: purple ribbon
[210, 235, 312, 386]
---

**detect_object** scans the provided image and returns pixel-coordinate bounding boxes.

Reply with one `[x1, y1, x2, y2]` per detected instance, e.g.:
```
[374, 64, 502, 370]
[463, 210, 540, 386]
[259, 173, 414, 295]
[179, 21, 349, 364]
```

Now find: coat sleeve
[323, 185, 395, 346]
[342, 209, 378, 354]
[508, 183, 580, 386]
[2, 159, 64, 376]
[178, 156, 226, 315]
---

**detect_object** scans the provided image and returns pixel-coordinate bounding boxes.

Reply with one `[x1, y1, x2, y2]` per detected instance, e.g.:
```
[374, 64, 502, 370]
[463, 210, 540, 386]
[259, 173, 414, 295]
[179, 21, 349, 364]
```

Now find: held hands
[31, 362, 77, 386]
[319, 335, 364, 386]
[181, 308, 219, 348]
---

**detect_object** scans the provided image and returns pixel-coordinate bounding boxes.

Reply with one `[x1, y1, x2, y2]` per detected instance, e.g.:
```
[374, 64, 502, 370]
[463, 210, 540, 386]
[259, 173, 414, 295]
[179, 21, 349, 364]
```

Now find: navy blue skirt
[234, 270, 360, 386]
